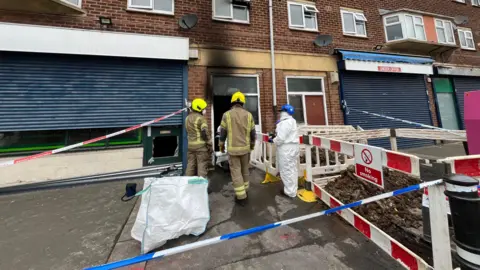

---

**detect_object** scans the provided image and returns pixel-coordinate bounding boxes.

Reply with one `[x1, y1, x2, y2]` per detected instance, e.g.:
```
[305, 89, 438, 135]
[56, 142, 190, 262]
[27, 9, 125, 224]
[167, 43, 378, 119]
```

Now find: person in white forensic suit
[272, 104, 299, 198]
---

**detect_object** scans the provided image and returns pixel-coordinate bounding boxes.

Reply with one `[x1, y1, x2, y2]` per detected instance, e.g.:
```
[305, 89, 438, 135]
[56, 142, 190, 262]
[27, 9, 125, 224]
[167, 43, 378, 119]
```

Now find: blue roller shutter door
[341, 71, 433, 149]
[0, 52, 185, 132]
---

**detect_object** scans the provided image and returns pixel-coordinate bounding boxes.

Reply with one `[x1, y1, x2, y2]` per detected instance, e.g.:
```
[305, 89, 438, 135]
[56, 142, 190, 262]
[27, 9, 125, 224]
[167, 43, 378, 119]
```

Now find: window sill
[126, 8, 174, 17]
[289, 27, 319, 33]
[212, 17, 250, 25]
[452, 0, 467, 4]
[461, 47, 477, 51]
[343, 33, 368, 39]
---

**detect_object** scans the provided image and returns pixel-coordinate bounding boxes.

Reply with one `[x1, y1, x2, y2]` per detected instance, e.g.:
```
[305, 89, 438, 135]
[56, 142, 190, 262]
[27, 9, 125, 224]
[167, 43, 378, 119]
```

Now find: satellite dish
[313, 35, 333, 47]
[179, 14, 198, 30]
[454, 15, 468, 25]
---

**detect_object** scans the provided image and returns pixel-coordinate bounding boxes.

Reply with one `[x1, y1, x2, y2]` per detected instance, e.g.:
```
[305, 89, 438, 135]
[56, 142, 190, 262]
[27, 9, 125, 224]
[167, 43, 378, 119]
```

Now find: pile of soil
[300, 147, 346, 165]
[324, 166, 433, 265]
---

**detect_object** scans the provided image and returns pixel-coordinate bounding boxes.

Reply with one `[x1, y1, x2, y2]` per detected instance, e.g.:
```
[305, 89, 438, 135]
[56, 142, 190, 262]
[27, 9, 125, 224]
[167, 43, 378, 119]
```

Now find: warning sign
[354, 144, 384, 188]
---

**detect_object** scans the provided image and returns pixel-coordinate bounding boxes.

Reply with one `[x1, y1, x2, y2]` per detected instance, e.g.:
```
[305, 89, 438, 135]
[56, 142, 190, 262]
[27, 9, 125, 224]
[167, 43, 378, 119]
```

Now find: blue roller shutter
[0, 52, 185, 131]
[453, 76, 480, 129]
[341, 71, 433, 149]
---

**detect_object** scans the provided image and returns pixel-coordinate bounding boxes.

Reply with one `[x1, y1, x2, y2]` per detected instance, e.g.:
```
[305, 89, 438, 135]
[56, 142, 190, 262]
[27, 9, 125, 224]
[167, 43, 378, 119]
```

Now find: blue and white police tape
[341, 101, 465, 137]
[85, 179, 444, 270]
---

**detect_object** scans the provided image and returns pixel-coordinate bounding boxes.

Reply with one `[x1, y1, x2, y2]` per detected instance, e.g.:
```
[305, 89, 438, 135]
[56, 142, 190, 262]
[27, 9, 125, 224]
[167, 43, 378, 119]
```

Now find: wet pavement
[0, 167, 406, 270]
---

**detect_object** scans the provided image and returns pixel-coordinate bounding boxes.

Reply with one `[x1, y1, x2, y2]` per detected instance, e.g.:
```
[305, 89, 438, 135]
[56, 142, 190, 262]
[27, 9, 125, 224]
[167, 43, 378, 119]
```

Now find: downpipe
[269, 0, 278, 120]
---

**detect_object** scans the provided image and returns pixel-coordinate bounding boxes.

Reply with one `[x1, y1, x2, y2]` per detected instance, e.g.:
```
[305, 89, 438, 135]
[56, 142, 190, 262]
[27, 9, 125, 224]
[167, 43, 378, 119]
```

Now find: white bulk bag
[131, 176, 210, 254]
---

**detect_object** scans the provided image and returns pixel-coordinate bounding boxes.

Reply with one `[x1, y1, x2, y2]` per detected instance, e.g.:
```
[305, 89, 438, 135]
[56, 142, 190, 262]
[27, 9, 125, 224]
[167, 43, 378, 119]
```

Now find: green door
[142, 126, 183, 166]
[433, 78, 461, 130]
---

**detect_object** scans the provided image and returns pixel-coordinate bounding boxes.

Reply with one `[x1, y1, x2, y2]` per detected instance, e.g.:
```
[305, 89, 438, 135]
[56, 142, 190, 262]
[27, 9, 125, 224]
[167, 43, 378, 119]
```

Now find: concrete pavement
[1, 168, 405, 270]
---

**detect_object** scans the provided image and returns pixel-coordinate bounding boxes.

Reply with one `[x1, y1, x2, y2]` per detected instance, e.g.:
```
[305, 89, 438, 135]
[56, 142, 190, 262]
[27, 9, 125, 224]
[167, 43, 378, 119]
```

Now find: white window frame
[455, 0, 466, 3]
[472, 0, 480, 6]
[435, 19, 456, 45]
[383, 13, 426, 42]
[127, 0, 175, 15]
[210, 74, 262, 146]
[458, 28, 476, 50]
[212, 0, 250, 24]
[287, 2, 319, 32]
[341, 9, 367, 37]
[63, 0, 82, 7]
[285, 76, 328, 126]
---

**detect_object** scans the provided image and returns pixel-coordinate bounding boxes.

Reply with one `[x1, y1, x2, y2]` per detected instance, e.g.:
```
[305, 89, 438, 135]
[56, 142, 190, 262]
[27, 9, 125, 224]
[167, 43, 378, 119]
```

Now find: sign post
[354, 144, 384, 188]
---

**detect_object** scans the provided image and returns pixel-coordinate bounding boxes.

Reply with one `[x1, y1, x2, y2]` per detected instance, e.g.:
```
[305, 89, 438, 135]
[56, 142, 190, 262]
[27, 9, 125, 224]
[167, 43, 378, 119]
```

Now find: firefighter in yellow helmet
[218, 91, 256, 206]
[185, 98, 212, 180]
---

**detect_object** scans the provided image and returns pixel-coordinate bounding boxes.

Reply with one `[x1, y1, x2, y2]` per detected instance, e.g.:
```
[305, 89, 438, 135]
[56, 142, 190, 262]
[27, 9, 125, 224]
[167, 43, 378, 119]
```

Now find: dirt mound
[300, 147, 346, 165]
[324, 166, 431, 264]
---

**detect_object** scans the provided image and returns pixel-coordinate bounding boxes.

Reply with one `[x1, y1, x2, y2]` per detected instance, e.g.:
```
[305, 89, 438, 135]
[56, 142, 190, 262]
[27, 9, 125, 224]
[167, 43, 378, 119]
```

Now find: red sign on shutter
[378, 66, 402, 72]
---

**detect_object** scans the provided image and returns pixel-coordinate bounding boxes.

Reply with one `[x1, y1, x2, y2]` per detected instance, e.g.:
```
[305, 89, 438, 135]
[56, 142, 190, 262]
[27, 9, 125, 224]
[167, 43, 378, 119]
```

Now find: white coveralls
[273, 112, 299, 198]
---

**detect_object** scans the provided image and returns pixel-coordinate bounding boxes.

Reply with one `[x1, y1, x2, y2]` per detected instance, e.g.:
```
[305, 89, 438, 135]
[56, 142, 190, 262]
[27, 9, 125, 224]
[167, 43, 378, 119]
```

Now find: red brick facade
[1, 0, 478, 133]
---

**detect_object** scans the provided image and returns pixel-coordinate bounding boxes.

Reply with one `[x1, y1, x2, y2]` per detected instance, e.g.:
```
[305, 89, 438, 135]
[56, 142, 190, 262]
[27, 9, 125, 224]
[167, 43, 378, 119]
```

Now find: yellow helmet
[231, 91, 246, 104]
[191, 98, 208, 112]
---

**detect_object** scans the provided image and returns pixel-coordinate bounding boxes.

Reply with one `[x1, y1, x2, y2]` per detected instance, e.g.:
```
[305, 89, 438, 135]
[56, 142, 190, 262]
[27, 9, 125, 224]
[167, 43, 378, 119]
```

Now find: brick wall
[2, 0, 480, 66]
[426, 78, 440, 127]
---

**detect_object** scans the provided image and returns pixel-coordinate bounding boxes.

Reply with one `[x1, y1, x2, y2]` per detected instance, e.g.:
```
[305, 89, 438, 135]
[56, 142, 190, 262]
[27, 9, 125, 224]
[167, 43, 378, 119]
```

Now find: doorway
[211, 74, 262, 151]
[433, 78, 460, 130]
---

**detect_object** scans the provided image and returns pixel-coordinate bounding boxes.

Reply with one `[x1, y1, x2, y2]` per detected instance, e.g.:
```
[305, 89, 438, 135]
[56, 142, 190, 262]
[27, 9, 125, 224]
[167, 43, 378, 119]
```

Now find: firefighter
[218, 91, 256, 206]
[185, 98, 212, 179]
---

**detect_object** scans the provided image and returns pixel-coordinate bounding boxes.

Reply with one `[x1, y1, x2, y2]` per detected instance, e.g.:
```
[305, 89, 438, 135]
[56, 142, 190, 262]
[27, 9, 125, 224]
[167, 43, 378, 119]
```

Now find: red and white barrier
[0, 108, 187, 168]
[382, 150, 421, 177]
[439, 155, 480, 177]
[311, 136, 355, 157]
[313, 180, 430, 270]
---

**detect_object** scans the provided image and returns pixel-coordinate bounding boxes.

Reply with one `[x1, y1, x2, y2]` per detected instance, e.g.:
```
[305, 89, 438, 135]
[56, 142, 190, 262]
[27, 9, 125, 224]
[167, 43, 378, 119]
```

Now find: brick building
[0, 0, 479, 159]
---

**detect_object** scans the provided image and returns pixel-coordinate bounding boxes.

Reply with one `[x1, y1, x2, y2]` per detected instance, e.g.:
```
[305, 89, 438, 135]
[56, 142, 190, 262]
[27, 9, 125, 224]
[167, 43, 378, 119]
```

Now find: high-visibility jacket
[219, 105, 256, 156]
[186, 112, 210, 151]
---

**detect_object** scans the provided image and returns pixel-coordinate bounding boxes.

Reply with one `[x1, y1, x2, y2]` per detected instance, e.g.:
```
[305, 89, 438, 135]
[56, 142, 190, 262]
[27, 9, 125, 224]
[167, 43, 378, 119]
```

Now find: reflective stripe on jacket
[186, 112, 209, 151]
[219, 106, 256, 156]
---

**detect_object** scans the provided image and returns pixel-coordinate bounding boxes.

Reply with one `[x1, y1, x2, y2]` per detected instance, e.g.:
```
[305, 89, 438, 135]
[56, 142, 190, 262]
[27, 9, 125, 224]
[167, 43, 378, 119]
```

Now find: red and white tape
[0, 108, 187, 168]
[382, 150, 420, 177]
[314, 183, 430, 270]
[311, 136, 354, 157]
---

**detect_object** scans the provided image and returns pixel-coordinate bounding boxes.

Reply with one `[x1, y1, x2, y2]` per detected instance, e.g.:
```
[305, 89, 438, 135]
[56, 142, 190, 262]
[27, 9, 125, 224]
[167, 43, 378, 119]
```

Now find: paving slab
[0, 180, 140, 270]
[403, 142, 466, 159]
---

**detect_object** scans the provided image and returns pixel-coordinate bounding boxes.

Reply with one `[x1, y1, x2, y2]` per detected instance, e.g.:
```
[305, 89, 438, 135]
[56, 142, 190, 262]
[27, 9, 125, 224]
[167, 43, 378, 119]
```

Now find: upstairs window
[384, 14, 426, 42]
[341, 9, 367, 37]
[213, 0, 250, 23]
[128, 0, 174, 15]
[64, 0, 81, 7]
[435, 19, 455, 44]
[473, 0, 480, 6]
[458, 29, 476, 50]
[288, 2, 319, 31]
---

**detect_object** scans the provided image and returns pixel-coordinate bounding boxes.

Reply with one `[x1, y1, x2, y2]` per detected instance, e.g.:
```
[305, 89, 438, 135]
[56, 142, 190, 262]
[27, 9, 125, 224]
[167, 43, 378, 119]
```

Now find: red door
[305, 96, 326, 125]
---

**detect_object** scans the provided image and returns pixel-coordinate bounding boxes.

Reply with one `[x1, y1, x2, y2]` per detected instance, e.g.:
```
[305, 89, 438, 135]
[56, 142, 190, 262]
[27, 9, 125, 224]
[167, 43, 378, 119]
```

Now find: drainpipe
[268, 0, 278, 121]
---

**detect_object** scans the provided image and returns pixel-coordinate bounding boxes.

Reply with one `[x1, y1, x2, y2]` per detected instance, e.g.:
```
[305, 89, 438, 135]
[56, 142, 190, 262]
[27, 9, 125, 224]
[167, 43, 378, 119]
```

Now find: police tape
[0, 108, 187, 168]
[84, 179, 444, 270]
[342, 101, 465, 137]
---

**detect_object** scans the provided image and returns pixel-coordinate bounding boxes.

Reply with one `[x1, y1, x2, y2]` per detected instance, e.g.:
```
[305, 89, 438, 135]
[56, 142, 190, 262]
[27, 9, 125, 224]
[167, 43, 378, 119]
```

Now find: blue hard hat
[281, 104, 294, 115]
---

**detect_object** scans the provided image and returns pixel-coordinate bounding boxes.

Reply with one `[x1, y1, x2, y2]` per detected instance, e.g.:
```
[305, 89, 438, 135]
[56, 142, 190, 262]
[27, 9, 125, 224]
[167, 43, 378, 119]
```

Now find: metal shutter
[453, 77, 480, 129]
[341, 71, 433, 149]
[0, 52, 185, 131]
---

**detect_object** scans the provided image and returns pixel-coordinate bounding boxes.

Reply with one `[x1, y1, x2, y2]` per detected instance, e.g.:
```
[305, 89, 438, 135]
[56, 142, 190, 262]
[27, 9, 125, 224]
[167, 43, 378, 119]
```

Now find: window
[435, 19, 455, 44]
[213, 0, 250, 23]
[286, 77, 327, 125]
[384, 15, 403, 41]
[0, 129, 141, 154]
[405, 15, 426, 40]
[473, 0, 480, 6]
[63, 0, 81, 7]
[288, 2, 319, 31]
[128, 0, 174, 15]
[341, 10, 367, 37]
[384, 14, 426, 42]
[458, 29, 476, 50]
